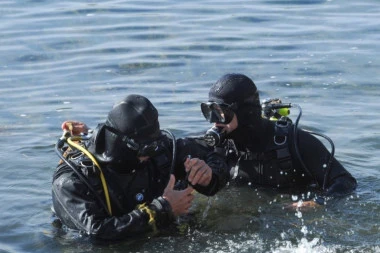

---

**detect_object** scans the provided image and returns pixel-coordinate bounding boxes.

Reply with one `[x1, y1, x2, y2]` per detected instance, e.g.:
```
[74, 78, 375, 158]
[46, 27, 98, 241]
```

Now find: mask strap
[104, 125, 140, 150]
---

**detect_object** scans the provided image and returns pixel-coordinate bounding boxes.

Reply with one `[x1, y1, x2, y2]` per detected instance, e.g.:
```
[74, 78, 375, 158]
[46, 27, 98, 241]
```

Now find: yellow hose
[67, 136, 113, 215]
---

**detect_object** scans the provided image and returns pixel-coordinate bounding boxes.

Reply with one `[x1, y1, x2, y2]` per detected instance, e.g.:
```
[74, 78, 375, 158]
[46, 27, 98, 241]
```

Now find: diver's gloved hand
[162, 175, 194, 216]
[61, 121, 89, 135]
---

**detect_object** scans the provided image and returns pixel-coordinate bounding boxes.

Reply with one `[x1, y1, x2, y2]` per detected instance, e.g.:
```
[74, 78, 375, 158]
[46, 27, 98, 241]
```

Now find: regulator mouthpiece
[204, 127, 226, 147]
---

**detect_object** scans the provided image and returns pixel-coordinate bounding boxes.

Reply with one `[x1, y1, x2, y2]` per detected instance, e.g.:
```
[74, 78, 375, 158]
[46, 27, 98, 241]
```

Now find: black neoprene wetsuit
[52, 126, 228, 241]
[226, 118, 357, 197]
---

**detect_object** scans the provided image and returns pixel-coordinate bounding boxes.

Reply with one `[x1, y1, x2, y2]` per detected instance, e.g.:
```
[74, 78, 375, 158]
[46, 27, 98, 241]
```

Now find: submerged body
[202, 73, 357, 203]
[52, 95, 229, 241]
[52, 130, 227, 240]
[226, 118, 357, 198]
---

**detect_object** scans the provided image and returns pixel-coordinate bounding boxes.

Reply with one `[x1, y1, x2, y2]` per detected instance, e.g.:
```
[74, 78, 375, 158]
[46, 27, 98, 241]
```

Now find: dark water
[0, 0, 379, 252]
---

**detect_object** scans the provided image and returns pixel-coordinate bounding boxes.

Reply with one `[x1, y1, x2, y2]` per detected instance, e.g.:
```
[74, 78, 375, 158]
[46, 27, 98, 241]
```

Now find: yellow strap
[137, 203, 157, 232]
[67, 137, 113, 216]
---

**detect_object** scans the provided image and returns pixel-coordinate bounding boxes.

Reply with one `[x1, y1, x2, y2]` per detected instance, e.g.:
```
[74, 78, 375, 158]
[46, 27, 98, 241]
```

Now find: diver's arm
[52, 169, 174, 241]
[176, 138, 229, 196]
[290, 172, 357, 209]
[191, 150, 230, 196]
[323, 158, 357, 197]
[297, 129, 357, 200]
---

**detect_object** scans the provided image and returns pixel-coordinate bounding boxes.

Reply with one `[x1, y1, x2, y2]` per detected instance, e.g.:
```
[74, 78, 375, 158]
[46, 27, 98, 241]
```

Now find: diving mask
[105, 125, 165, 157]
[200, 102, 235, 124]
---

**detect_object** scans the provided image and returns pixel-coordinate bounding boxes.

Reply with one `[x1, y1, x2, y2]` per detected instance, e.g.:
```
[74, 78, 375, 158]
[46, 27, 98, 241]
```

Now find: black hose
[291, 104, 336, 190]
[162, 129, 177, 174]
[292, 104, 315, 181]
[304, 130, 335, 190]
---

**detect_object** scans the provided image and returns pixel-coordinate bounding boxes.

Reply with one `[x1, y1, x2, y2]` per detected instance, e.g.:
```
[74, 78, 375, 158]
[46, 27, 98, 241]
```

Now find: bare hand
[287, 200, 321, 210]
[184, 157, 212, 186]
[61, 121, 89, 135]
[163, 175, 194, 216]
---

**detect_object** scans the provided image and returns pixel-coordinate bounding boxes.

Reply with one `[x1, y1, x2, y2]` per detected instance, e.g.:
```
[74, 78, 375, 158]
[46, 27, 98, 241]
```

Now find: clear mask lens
[201, 102, 234, 124]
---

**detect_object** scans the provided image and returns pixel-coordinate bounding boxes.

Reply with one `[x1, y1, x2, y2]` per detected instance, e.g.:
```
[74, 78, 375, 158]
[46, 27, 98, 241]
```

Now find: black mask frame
[201, 91, 261, 124]
[200, 102, 236, 124]
[104, 125, 164, 157]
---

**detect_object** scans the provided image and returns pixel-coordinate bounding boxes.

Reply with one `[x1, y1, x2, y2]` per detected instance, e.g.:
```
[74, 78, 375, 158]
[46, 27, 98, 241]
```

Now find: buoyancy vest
[102, 150, 172, 216]
[231, 119, 311, 188]
[54, 137, 174, 217]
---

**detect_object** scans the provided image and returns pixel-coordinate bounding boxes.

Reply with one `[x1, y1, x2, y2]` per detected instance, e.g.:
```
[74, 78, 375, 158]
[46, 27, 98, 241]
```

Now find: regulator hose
[291, 104, 335, 190]
[54, 132, 113, 215]
[162, 129, 177, 175]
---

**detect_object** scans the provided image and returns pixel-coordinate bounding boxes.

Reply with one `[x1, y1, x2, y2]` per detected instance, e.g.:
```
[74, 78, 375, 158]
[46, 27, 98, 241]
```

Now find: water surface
[0, 0, 379, 252]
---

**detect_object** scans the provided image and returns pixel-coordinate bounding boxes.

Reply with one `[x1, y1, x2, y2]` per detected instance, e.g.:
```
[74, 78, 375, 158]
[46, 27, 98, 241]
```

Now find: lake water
[0, 0, 379, 252]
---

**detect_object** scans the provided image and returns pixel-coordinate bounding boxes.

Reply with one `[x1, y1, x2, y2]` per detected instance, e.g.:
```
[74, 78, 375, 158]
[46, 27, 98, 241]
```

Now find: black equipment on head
[204, 74, 262, 127]
[106, 94, 161, 142]
[200, 102, 236, 124]
[104, 94, 164, 157]
[208, 73, 260, 107]
[104, 125, 165, 157]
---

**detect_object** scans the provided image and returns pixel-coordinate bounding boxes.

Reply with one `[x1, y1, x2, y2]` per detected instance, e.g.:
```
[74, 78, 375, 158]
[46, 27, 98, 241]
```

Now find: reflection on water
[0, 0, 379, 252]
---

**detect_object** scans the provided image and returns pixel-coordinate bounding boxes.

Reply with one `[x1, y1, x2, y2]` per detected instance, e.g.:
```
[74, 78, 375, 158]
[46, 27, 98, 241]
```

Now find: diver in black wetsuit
[52, 94, 229, 241]
[200, 73, 357, 204]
